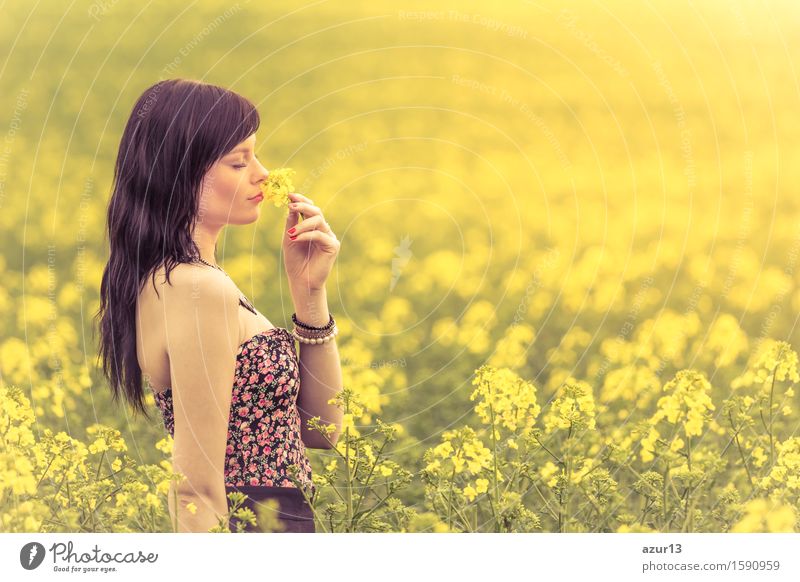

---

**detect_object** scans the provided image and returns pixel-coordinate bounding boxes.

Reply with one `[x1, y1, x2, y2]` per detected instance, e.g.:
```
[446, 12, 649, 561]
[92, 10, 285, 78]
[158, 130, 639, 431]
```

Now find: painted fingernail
[289, 234, 297, 240]
[288, 227, 296, 235]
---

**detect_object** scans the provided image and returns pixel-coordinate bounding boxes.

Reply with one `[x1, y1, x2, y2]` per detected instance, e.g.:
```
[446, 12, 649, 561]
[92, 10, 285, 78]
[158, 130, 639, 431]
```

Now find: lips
[248, 192, 264, 200]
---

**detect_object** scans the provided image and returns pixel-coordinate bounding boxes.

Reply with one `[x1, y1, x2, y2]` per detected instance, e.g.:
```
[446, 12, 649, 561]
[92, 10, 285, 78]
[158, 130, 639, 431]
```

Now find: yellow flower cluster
[470, 365, 541, 432]
[732, 339, 800, 390]
[539, 461, 560, 488]
[600, 364, 661, 407]
[423, 427, 494, 476]
[546, 326, 592, 368]
[652, 369, 715, 438]
[639, 425, 661, 463]
[458, 300, 499, 355]
[751, 445, 768, 468]
[730, 497, 797, 532]
[636, 310, 702, 369]
[86, 425, 128, 455]
[702, 314, 749, 368]
[543, 378, 596, 433]
[8, 3, 800, 533]
[462, 478, 489, 502]
[259, 167, 296, 208]
[759, 437, 800, 491]
[1, 382, 183, 532]
[487, 323, 536, 371]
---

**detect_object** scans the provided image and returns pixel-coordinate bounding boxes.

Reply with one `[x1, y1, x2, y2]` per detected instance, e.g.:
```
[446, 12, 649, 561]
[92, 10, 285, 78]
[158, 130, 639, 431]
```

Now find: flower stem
[768, 368, 777, 466]
[344, 425, 352, 530]
[487, 400, 501, 532]
[728, 410, 754, 490]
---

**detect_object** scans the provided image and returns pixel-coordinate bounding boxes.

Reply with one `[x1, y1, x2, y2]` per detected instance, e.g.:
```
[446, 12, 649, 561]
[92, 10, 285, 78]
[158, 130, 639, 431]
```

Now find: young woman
[94, 78, 343, 533]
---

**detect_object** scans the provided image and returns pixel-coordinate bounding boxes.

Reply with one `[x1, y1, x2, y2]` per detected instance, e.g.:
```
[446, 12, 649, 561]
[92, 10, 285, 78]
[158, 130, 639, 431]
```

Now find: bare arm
[291, 285, 344, 449]
[163, 266, 241, 532]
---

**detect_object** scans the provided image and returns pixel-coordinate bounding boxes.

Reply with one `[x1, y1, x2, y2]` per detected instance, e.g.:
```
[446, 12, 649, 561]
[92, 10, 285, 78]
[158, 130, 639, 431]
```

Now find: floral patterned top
[151, 326, 315, 496]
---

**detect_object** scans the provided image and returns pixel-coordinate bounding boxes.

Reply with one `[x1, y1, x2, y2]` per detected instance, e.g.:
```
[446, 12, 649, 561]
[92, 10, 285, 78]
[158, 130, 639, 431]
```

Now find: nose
[255, 161, 269, 184]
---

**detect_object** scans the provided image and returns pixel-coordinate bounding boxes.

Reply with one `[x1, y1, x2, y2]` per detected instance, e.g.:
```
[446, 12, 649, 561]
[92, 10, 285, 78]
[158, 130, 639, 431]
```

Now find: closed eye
[232, 153, 262, 169]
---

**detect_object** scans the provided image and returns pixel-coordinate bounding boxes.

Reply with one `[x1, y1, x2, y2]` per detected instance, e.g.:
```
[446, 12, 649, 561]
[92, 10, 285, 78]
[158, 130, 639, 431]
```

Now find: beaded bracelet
[292, 312, 335, 331]
[292, 324, 339, 344]
[291, 312, 338, 344]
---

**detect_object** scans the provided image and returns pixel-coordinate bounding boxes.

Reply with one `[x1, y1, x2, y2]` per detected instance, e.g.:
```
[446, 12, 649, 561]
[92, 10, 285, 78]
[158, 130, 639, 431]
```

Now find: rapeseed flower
[422, 427, 495, 478]
[471, 365, 540, 432]
[732, 339, 800, 391]
[260, 167, 296, 208]
[652, 369, 715, 438]
[543, 377, 596, 433]
[759, 437, 800, 491]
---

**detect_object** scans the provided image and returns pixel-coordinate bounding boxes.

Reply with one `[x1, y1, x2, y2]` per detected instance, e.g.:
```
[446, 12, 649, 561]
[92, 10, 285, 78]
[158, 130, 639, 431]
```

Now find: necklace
[194, 256, 258, 315]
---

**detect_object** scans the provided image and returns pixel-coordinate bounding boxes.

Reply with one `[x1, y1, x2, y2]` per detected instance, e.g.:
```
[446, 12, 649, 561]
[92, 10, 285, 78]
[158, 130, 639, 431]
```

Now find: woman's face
[198, 133, 269, 226]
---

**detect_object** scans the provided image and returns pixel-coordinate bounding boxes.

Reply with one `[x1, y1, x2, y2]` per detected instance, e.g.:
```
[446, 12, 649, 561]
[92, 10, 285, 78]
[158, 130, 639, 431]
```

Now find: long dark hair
[94, 78, 260, 420]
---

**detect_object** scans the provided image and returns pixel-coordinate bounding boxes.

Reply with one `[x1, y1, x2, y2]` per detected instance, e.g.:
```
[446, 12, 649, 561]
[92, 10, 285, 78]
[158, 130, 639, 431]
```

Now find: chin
[226, 211, 260, 226]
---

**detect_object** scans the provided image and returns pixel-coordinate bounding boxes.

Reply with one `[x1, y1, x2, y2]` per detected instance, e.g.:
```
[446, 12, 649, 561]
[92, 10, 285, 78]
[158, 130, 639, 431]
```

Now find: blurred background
[2, 0, 800, 532]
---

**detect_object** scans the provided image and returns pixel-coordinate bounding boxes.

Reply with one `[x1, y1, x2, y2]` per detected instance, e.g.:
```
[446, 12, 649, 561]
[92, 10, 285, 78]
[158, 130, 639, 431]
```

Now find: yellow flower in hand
[260, 168, 303, 222]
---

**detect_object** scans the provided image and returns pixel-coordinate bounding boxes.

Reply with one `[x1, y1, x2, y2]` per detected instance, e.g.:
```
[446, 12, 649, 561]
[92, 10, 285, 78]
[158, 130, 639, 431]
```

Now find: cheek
[217, 170, 243, 199]
[203, 171, 243, 207]
[198, 166, 255, 222]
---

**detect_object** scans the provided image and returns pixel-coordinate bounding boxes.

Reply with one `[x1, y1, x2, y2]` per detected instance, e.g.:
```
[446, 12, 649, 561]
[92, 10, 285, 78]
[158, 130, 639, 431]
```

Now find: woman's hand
[283, 192, 340, 292]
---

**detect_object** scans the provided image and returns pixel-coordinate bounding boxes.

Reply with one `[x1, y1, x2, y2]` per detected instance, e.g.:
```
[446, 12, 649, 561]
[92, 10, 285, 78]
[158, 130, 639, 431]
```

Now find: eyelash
[233, 155, 261, 170]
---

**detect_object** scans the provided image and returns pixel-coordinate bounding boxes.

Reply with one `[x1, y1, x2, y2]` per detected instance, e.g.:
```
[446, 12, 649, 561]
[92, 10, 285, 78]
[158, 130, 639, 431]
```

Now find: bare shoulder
[159, 264, 242, 356]
[158, 262, 238, 305]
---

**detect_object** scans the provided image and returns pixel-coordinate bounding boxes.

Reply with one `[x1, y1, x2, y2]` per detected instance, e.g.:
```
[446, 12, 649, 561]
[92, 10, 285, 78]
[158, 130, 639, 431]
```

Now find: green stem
[561, 421, 574, 533]
[530, 481, 559, 521]
[352, 437, 389, 519]
[768, 368, 777, 466]
[35, 454, 56, 490]
[487, 400, 501, 532]
[292, 475, 329, 533]
[437, 490, 472, 531]
[728, 410, 754, 490]
[445, 441, 465, 530]
[662, 461, 670, 530]
[344, 425, 352, 530]
[639, 498, 653, 526]
[95, 450, 106, 480]
[171, 484, 178, 533]
[532, 433, 564, 465]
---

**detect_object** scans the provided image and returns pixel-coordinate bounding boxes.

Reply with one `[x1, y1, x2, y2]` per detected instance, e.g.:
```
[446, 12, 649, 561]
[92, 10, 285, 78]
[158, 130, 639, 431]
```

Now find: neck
[192, 223, 222, 265]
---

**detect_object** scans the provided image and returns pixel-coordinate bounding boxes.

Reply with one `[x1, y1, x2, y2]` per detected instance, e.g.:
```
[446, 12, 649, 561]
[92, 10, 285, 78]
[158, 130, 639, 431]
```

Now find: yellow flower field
[1, 0, 799, 532]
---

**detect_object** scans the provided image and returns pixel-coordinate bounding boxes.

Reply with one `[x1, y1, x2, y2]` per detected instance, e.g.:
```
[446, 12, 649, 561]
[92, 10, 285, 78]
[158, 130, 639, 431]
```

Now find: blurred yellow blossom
[731, 498, 797, 532]
[733, 340, 800, 391]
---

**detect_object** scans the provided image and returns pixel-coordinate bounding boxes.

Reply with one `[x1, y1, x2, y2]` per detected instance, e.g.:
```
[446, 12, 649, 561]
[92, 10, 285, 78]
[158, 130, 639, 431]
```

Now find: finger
[288, 201, 321, 218]
[288, 229, 341, 252]
[287, 215, 330, 237]
[288, 192, 314, 205]
[284, 206, 301, 230]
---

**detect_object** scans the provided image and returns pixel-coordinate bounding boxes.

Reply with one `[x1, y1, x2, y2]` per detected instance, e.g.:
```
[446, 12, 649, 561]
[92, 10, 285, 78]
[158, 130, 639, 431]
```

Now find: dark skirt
[225, 485, 316, 533]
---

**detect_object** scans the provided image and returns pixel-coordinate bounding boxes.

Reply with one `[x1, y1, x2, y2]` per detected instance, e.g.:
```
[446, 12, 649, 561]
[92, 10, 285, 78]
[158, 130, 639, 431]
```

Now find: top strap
[239, 296, 258, 316]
